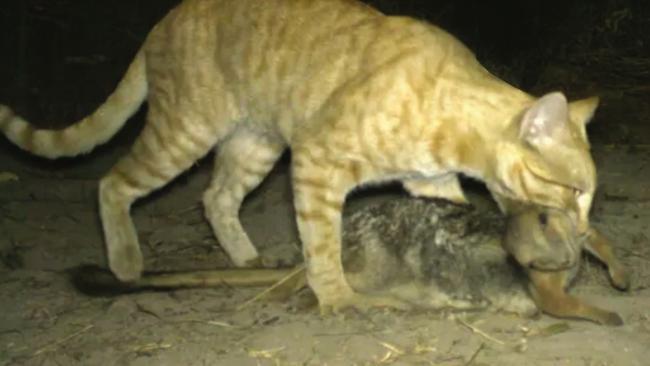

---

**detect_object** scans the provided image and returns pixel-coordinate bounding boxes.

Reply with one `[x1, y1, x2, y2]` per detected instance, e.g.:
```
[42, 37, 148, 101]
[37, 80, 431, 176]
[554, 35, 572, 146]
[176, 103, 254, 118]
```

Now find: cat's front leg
[402, 174, 468, 203]
[292, 153, 410, 313]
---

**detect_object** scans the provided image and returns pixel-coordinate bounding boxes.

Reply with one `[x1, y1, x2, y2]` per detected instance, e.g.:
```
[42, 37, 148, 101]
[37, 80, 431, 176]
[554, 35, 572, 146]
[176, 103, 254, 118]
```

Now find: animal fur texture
[342, 198, 628, 324]
[0, 0, 600, 312]
[77, 198, 628, 325]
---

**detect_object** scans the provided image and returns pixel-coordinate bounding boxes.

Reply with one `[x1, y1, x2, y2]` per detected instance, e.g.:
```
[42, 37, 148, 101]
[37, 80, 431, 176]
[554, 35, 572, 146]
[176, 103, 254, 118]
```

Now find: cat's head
[502, 203, 581, 271]
[491, 92, 599, 235]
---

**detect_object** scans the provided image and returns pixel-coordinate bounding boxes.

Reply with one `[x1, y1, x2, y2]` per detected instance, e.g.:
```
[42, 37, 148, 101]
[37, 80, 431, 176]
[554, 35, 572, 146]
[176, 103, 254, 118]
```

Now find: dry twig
[465, 343, 485, 366]
[237, 264, 306, 310]
[456, 319, 506, 346]
[32, 324, 94, 356]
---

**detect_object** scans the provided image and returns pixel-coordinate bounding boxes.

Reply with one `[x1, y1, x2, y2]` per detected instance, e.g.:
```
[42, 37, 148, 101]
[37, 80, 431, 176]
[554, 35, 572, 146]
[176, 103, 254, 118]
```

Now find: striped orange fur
[0, 0, 601, 312]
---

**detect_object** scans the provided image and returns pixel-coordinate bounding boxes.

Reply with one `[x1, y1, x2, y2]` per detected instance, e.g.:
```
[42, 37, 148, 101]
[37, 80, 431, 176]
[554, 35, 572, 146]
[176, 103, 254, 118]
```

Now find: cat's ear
[518, 92, 569, 146]
[568, 96, 599, 126]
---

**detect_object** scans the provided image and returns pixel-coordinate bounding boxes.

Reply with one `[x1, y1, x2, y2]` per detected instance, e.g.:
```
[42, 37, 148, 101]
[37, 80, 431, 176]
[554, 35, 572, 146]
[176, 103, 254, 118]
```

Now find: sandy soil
[1, 1, 649, 365]
[0, 142, 649, 366]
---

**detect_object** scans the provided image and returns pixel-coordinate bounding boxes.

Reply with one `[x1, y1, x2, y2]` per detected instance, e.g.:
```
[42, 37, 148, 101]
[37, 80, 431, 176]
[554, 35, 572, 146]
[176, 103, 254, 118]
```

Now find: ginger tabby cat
[0, 0, 600, 312]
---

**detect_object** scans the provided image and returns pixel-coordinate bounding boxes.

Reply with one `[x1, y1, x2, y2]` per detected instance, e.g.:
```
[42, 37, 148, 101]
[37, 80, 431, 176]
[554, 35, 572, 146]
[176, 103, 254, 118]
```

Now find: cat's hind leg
[100, 109, 223, 282]
[202, 128, 285, 267]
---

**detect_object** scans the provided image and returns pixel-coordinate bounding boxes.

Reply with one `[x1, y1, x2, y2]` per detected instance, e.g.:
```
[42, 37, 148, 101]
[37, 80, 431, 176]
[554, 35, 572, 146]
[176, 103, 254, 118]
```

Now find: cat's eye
[538, 212, 548, 226]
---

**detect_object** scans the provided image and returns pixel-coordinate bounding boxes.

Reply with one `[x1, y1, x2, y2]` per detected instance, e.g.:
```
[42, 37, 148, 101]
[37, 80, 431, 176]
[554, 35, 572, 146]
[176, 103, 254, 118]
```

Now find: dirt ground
[0, 140, 649, 365]
[1, 1, 650, 365]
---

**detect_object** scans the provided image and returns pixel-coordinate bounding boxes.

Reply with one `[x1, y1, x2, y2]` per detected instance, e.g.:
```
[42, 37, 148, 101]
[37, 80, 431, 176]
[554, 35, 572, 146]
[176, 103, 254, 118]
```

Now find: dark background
[1, 0, 649, 147]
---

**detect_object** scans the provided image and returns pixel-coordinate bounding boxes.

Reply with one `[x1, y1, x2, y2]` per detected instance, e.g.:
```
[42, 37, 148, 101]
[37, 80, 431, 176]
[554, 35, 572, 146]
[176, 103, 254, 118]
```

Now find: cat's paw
[108, 245, 143, 283]
[243, 254, 299, 269]
[318, 292, 411, 315]
[243, 247, 300, 268]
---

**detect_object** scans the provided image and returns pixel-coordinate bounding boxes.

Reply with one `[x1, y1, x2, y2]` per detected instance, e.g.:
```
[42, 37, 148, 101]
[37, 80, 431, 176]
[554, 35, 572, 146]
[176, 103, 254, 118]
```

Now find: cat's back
[145, 0, 386, 64]
[142, 0, 473, 129]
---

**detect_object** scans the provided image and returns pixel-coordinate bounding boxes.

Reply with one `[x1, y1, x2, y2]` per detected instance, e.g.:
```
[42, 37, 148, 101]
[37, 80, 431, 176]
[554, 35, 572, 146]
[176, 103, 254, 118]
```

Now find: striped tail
[0, 51, 147, 159]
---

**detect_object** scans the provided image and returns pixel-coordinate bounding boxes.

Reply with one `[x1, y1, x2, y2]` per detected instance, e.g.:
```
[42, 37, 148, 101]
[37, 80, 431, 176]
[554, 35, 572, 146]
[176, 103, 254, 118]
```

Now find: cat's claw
[318, 292, 412, 315]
